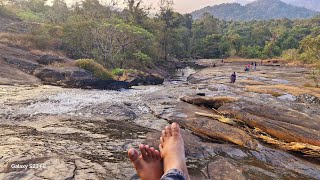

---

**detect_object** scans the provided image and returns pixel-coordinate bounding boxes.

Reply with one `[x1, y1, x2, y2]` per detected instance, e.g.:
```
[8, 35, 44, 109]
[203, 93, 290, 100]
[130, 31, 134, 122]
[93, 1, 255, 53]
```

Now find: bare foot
[159, 123, 190, 180]
[128, 144, 163, 180]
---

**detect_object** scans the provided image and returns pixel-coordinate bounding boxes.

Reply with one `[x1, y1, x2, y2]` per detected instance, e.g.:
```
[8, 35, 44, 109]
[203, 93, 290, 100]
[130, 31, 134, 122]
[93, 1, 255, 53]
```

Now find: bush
[282, 49, 300, 61]
[0, 4, 16, 18]
[299, 35, 320, 63]
[75, 59, 114, 80]
[239, 45, 266, 59]
[0, 32, 59, 50]
[134, 51, 152, 64]
[307, 70, 320, 88]
[16, 10, 47, 23]
[112, 68, 125, 76]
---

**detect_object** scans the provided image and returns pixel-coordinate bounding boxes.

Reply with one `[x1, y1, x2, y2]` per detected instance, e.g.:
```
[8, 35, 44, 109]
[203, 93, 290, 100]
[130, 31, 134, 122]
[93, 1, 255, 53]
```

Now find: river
[0, 62, 319, 179]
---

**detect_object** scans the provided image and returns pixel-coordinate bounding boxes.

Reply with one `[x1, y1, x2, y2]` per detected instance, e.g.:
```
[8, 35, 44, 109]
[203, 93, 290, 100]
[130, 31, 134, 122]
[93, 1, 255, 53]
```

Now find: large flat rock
[0, 58, 40, 85]
[220, 101, 320, 146]
[153, 101, 257, 149]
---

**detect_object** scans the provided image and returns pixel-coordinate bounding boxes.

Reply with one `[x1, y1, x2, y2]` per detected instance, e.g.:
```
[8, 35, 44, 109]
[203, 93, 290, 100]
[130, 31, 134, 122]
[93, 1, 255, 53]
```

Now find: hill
[235, 0, 320, 12]
[191, 0, 319, 21]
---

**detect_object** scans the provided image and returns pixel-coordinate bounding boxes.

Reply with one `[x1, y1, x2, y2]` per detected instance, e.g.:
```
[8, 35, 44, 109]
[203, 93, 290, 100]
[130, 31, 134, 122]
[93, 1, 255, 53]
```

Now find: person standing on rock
[246, 63, 251, 71]
[128, 123, 190, 180]
[230, 72, 236, 83]
[254, 62, 257, 71]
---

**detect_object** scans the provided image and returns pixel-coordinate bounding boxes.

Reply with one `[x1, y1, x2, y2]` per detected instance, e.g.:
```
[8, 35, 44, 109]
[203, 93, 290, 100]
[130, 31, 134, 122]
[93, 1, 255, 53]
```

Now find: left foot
[128, 144, 163, 180]
[159, 123, 190, 180]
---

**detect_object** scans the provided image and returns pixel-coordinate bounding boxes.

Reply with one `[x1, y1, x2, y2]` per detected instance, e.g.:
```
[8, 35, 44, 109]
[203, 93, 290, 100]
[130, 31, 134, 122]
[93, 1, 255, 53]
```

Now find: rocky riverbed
[0, 59, 320, 179]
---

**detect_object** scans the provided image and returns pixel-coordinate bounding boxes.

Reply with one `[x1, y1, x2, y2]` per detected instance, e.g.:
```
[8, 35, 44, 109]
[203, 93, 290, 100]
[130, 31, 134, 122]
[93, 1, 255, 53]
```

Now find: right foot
[159, 123, 190, 180]
[128, 144, 163, 180]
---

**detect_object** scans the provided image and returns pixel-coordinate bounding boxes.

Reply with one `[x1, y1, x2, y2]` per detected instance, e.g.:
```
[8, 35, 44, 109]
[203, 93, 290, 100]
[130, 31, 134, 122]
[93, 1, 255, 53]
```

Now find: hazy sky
[61, 0, 239, 13]
[144, 0, 235, 13]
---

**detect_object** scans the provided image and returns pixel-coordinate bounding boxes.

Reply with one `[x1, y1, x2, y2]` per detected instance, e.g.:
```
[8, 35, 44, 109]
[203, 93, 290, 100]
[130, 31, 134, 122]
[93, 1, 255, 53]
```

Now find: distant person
[245, 63, 251, 71]
[230, 72, 236, 83]
[221, 59, 224, 63]
[254, 62, 257, 71]
[128, 123, 190, 180]
[260, 60, 263, 65]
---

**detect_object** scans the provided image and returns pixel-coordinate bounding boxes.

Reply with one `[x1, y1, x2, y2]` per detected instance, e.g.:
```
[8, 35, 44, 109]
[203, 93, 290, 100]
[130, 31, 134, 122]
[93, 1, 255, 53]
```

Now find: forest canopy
[0, 0, 319, 70]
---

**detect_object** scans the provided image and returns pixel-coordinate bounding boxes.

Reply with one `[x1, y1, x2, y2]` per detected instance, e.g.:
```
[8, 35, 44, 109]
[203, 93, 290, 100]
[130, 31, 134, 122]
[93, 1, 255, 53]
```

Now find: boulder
[66, 79, 130, 90]
[34, 67, 93, 83]
[37, 55, 73, 65]
[128, 73, 164, 86]
[180, 96, 238, 109]
[34, 67, 130, 90]
[3, 56, 41, 74]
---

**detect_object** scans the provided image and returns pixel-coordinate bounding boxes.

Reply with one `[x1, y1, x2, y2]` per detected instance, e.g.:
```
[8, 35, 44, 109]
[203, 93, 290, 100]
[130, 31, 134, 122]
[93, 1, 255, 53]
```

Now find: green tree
[22, 0, 48, 13]
[91, 20, 153, 68]
[157, 0, 174, 60]
[299, 35, 320, 63]
[192, 34, 223, 58]
[62, 15, 96, 59]
[46, 0, 69, 24]
[124, 0, 149, 26]
[263, 41, 281, 57]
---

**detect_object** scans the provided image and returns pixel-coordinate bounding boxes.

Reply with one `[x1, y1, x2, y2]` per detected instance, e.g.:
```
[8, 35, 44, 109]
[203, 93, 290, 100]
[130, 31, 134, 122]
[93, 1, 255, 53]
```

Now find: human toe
[139, 144, 149, 160]
[165, 125, 172, 137]
[171, 123, 181, 137]
[128, 148, 142, 169]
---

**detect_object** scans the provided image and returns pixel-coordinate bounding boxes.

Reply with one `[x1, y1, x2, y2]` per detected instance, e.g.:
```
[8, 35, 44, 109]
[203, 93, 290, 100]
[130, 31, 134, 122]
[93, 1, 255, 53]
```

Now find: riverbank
[0, 59, 319, 179]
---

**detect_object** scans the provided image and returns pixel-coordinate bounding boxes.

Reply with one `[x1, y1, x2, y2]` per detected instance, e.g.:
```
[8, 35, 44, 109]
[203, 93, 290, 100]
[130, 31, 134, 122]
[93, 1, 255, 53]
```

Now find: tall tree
[47, 0, 69, 24]
[124, 0, 149, 26]
[157, 0, 174, 61]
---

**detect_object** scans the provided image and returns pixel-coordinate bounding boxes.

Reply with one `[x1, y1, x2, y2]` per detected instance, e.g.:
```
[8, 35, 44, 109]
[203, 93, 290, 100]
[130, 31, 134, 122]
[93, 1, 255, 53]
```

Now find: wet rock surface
[35, 66, 131, 90]
[1, 59, 320, 179]
[127, 73, 164, 86]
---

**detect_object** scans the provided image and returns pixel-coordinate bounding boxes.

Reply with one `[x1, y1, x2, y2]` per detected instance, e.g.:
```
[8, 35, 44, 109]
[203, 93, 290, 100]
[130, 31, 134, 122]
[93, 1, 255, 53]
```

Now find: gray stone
[34, 66, 93, 82]
[37, 55, 73, 65]
[3, 56, 41, 74]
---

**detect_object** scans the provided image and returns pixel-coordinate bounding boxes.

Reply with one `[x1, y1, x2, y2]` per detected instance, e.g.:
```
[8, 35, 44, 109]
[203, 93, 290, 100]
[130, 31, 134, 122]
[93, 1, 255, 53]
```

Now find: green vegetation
[0, 0, 319, 71]
[112, 68, 125, 76]
[75, 59, 114, 80]
[308, 70, 319, 87]
[16, 10, 47, 22]
[282, 35, 320, 64]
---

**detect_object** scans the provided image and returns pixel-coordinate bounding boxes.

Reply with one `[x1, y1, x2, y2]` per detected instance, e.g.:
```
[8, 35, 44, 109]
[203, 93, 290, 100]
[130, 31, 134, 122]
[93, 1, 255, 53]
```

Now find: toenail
[129, 149, 135, 156]
[172, 123, 177, 128]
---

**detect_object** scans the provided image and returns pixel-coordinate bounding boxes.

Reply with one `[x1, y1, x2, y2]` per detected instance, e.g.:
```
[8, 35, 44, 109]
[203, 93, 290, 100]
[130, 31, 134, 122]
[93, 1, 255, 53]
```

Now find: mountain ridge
[235, 0, 320, 12]
[191, 0, 319, 21]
